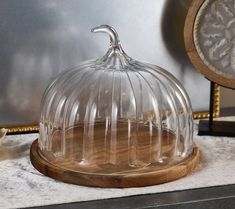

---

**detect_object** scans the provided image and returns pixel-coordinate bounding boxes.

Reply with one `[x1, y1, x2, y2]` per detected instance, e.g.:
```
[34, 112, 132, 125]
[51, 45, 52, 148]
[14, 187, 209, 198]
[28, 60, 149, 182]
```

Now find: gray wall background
[221, 88, 235, 108]
[0, 0, 215, 127]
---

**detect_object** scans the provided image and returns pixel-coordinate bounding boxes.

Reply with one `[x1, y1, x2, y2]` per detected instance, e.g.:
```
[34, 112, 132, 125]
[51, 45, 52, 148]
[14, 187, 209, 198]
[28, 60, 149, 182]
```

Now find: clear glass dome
[38, 25, 194, 175]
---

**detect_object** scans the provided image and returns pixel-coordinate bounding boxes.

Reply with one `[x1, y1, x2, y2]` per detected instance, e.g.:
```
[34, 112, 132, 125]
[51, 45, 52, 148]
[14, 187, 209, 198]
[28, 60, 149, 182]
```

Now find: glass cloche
[30, 25, 199, 188]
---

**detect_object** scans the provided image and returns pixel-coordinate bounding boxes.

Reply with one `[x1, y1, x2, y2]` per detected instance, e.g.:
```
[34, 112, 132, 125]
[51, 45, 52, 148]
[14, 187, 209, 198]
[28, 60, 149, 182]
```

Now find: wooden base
[30, 139, 200, 188]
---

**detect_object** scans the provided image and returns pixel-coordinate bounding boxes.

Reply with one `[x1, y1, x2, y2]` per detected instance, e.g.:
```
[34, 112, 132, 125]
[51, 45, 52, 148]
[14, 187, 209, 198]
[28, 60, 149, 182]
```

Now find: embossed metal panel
[192, 0, 235, 88]
[0, 0, 214, 127]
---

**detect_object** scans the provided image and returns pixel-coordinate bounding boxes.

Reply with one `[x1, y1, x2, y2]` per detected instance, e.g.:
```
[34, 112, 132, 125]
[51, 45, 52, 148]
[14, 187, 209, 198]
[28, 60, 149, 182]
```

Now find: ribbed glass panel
[38, 25, 194, 174]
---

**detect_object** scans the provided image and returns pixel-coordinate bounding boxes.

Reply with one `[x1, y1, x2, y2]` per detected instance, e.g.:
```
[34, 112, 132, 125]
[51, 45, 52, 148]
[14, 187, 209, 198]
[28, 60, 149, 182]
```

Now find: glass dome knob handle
[91, 25, 120, 48]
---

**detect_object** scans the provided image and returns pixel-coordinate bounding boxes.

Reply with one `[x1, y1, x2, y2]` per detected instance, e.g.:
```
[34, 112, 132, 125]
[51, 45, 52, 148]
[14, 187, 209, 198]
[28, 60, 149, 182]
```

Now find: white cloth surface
[1, 118, 235, 209]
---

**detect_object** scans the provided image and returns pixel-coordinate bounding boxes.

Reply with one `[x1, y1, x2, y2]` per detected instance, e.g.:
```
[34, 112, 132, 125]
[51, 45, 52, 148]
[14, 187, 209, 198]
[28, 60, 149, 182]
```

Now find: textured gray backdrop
[0, 0, 210, 126]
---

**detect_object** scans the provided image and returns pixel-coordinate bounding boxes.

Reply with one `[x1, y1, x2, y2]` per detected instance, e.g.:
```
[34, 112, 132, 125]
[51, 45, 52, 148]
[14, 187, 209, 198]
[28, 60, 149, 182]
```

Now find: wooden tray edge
[30, 139, 200, 188]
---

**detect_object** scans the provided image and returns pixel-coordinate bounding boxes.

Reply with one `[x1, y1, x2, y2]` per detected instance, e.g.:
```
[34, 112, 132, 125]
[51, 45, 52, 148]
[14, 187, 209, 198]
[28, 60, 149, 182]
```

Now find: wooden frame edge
[5, 124, 39, 135]
[193, 83, 220, 119]
[184, 0, 235, 89]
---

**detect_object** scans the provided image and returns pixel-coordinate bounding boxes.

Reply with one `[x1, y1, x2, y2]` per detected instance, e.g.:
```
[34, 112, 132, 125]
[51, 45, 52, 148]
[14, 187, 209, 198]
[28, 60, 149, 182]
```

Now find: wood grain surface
[30, 134, 199, 187]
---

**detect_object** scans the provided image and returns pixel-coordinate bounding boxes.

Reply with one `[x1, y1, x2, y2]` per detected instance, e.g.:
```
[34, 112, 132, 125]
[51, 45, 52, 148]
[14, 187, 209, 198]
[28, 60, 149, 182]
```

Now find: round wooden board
[184, 0, 235, 89]
[30, 139, 200, 188]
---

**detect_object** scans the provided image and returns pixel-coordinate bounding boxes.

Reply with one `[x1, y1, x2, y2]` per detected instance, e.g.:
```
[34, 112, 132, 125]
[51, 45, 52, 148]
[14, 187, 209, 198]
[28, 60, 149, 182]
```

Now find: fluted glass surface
[38, 25, 193, 173]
